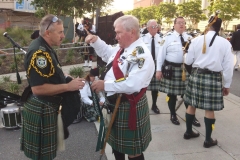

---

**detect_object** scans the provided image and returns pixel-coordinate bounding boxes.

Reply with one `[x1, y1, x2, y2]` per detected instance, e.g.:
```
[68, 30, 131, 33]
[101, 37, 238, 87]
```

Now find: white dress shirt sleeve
[80, 83, 93, 105]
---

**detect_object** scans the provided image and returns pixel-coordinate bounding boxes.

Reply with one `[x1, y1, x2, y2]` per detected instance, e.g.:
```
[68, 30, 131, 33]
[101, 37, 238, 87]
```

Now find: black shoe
[235, 68, 238, 71]
[203, 138, 218, 148]
[192, 117, 201, 127]
[151, 106, 160, 114]
[184, 131, 200, 139]
[170, 115, 180, 125]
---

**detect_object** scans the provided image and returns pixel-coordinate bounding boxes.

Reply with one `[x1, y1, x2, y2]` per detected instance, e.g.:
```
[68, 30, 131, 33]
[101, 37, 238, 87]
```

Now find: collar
[173, 30, 182, 37]
[123, 38, 142, 54]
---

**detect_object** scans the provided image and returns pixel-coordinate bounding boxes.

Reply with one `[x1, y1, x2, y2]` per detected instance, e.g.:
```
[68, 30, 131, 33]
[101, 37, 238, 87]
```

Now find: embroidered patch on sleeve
[36, 56, 47, 68]
[138, 58, 145, 69]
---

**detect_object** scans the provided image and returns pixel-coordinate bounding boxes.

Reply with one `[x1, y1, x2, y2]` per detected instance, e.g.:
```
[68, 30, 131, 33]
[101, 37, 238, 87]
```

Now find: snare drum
[0, 103, 22, 129]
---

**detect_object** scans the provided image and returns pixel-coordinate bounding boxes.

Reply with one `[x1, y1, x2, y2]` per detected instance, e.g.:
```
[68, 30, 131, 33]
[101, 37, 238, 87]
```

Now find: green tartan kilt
[82, 102, 99, 122]
[184, 70, 224, 111]
[147, 72, 160, 91]
[107, 94, 152, 155]
[20, 95, 59, 160]
[159, 65, 188, 95]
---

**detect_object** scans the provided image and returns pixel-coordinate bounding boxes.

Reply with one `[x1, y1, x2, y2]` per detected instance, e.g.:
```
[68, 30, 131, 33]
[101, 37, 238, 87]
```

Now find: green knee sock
[186, 113, 194, 133]
[204, 117, 216, 141]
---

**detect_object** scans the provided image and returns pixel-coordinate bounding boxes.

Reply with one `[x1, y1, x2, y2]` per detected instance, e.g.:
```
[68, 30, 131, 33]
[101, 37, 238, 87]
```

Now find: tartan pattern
[159, 65, 188, 95]
[20, 96, 59, 160]
[107, 94, 152, 155]
[82, 92, 101, 122]
[184, 70, 224, 111]
[147, 72, 160, 91]
[82, 102, 99, 122]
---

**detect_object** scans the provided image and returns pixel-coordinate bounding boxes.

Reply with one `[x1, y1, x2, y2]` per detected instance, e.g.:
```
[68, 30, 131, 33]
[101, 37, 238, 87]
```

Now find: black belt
[165, 60, 182, 67]
[33, 95, 62, 105]
[107, 94, 129, 104]
[193, 68, 221, 74]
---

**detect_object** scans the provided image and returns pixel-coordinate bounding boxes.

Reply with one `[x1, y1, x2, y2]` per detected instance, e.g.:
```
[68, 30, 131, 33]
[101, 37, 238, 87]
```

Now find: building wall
[0, 1, 39, 30]
[134, 0, 163, 8]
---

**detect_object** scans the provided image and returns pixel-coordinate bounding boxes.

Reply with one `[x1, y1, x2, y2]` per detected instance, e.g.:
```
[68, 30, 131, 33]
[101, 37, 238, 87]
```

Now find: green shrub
[2, 76, 11, 82]
[69, 66, 85, 78]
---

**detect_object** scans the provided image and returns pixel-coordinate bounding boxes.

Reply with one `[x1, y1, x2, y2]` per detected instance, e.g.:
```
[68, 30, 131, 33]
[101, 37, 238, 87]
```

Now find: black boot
[204, 117, 217, 148]
[113, 149, 125, 160]
[128, 153, 144, 160]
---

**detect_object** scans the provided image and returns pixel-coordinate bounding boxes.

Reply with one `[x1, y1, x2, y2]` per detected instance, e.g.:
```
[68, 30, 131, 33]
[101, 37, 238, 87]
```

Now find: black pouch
[20, 85, 32, 103]
[161, 63, 173, 80]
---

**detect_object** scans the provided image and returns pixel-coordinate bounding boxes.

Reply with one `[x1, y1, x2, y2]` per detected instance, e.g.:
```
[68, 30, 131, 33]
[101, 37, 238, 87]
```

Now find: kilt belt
[192, 68, 221, 74]
[107, 94, 129, 104]
[165, 60, 182, 67]
[33, 95, 62, 105]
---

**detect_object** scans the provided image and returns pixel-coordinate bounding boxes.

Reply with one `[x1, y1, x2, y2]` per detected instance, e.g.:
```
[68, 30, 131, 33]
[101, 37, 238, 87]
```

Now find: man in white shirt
[183, 17, 234, 148]
[85, 15, 154, 160]
[141, 19, 162, 114]
[156, 17, 201, 127]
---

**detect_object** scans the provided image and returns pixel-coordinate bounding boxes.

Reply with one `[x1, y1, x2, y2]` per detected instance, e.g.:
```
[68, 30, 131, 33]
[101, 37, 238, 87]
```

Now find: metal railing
[0, 42, 92, 56]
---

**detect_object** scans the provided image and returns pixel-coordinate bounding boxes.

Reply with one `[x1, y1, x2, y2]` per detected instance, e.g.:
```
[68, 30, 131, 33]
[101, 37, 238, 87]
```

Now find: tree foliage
[207, 0, 240, 29]
[178, 0, 207, 28]
[17, 0, 113, 18]
[158, 2, 177, 28]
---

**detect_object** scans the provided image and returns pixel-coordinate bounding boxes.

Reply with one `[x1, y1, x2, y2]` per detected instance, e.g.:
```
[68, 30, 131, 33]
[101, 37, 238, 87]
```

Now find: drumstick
[0, 50, 8, 55]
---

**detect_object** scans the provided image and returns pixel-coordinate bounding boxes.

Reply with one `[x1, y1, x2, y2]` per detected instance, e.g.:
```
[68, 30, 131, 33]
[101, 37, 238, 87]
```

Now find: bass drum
[0, 103, 23, 129]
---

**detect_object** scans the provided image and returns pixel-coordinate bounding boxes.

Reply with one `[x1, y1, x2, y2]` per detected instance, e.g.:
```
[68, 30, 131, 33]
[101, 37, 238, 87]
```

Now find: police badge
[36, 56, 47, 68]
[138, 58, 145, 69]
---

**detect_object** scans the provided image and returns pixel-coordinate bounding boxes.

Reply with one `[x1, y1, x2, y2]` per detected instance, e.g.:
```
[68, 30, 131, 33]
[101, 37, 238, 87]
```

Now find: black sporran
[161, 63, 172, 80]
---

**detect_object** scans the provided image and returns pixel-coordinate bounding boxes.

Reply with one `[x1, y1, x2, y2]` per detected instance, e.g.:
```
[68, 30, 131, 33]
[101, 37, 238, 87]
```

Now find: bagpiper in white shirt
[141, 19, 162, 114]
[183, 17, 234, 148]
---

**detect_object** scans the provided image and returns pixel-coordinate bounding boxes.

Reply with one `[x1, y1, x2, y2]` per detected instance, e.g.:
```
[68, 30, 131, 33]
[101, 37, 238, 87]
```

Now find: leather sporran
[161, 63, 173, 80]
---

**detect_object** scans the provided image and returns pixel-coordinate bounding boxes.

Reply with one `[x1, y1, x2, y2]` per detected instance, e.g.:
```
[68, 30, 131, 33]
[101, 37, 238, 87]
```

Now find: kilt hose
[107, 94, 152, 155]
[159, 65, 188, 95]
[20, 95, 60, 160]
[184, 70, 224, 111]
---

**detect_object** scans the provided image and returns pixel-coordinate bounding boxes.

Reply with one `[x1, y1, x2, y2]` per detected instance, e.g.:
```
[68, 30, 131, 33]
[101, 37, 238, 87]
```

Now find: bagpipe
[0, 90, 21, 108]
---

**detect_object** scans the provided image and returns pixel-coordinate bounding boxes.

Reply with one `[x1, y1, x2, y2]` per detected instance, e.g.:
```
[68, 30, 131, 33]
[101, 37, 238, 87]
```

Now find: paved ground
[0, 62, 240, 160]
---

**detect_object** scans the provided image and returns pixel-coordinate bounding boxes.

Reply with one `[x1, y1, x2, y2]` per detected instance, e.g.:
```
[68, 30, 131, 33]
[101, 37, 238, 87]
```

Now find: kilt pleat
[82, 102, 99, 122]
[159, 66, 187, 95]
[20, 96, 59, 160]
[147, 72, 160, 91]
[107, 94, 152, 155]
[184, 70, 224, 111]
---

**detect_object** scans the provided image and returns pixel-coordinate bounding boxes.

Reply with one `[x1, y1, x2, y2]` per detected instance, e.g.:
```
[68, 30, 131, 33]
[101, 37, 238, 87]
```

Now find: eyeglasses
[176, 22, 186, 25]
[46, 16, 58, 30]
[148, 25, 158, 29]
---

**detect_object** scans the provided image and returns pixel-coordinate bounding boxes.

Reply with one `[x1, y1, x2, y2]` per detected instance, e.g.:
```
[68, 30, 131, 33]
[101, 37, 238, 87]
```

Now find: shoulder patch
[27, 50, 55, 78]
[136, 46, 144, 54]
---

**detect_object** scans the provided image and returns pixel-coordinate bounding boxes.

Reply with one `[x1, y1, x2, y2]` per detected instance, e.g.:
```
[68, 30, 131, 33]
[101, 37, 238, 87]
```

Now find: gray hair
[39, 14, 63, 36]
[147, 19, 158, 27]
[114, 15, 140, 37]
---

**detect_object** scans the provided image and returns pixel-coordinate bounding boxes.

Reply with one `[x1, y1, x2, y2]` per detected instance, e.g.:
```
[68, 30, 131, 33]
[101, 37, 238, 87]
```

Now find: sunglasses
[46, 16, 58, 30]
